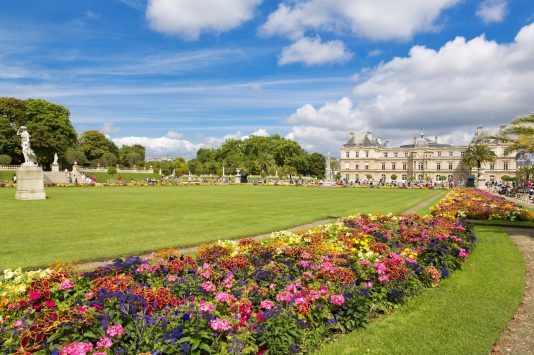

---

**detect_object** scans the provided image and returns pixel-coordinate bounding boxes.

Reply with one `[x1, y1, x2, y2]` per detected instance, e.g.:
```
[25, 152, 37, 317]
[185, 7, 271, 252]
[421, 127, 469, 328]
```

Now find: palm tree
[489, 113, 534, 155]
[461, 144, 497, 178]
[517, 165, 534, 182]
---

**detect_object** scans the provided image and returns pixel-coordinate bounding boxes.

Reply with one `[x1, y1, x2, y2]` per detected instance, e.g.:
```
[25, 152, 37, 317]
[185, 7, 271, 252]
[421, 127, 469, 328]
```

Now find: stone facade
[340, 126, 516, 183]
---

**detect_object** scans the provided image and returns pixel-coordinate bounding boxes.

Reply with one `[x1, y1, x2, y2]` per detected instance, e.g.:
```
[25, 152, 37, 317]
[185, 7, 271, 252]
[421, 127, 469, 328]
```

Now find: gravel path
[493, 227, 534, 355]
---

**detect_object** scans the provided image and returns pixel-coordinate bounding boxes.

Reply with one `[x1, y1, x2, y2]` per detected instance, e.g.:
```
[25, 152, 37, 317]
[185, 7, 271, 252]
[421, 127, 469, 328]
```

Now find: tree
[79, 130, 119, 162]
[64, 148, 88, 166]
[119, 144, 145, 167]
[100, 152, 119, 167]
[489, 113, 534, 155]
[107, 166, 117, 179]
[0, 154, 12, 164]
[391, 174, 397, 181]
[461, 144, 497, 177]
[365, 173, 373, 181]
[517, 165, 534, 182]
[307, 153, 325, 178]
[0, 98, 78, 166]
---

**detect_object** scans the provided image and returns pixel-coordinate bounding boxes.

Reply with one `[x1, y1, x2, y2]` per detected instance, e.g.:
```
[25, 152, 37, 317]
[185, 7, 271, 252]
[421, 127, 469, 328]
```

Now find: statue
[16, 126, 37, 166]
[325, 153, 333, 182]
[53, 153, 58, 165]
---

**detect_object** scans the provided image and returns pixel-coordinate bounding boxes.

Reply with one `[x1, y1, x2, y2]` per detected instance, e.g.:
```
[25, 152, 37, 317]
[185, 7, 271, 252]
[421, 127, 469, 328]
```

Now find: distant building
[340, 126, 516, 183]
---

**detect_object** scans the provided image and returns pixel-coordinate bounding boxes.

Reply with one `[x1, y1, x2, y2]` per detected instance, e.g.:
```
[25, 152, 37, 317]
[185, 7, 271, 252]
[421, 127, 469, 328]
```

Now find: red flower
[28, 290, 41, 301]
[44, 299, 55, 308]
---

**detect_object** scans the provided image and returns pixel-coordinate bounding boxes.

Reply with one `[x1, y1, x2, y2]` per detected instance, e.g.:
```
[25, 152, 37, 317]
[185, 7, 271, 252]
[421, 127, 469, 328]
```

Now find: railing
[0, 165, 19, 171]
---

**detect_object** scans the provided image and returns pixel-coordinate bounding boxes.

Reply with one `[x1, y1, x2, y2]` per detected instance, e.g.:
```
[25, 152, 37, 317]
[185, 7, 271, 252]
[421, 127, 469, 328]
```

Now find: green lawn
[321, 226, 525, 355]
[0, 186, 438, 270]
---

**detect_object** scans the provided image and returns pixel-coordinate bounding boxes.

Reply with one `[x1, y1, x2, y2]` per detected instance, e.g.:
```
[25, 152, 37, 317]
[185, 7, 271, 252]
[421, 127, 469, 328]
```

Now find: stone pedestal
[235, 169, 241, 184]
[51, 162, 60, 172]
[16, 166, 46, 200]
[477, 169, 487, 190]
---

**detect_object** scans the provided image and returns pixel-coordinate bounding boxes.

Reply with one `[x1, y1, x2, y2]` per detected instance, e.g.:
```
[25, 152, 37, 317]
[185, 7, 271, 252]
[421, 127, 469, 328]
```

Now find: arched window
[417, 174, 423, 181]
[401, 174, 407, 180]
[381, 174, 386, 181]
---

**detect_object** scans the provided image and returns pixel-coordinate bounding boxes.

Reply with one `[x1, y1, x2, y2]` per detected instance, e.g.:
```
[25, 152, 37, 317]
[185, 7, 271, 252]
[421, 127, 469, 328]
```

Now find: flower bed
[0, 214, 475, 354]
[431, 188, 533, 221]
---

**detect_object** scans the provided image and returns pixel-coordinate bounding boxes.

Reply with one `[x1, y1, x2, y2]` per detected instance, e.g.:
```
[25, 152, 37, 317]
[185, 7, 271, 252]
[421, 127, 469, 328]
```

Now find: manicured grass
[414, 189, 448, 216]
[87, 172, 160, 183]
[0, 170, 16, 182]
[0, 186, 438, 270]
[321, 226, 525, 355]
[470, 219, 534, 228]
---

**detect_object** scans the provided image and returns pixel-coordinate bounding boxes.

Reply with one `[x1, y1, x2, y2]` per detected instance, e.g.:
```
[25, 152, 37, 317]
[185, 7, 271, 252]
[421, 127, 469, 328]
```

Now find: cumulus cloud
[284, 22, 534, 152]
[113, 133, 203, 159]
[146, 0, 262, 40]
[278, 37, 352, 66]
[260, 0, 459, 41]
[476, 0, 508, 24]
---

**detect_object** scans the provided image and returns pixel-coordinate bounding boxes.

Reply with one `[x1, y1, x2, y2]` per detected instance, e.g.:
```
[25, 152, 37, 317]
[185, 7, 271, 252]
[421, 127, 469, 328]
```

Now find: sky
[1, 0, 534, 159]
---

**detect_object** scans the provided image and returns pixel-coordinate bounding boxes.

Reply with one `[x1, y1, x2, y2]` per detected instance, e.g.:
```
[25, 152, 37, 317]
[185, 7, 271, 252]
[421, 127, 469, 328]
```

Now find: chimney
[385, 140, 390, 147]
[434, 136, 438, 144]
[413, 136, 416, 145]
[376, 136, 382, 145]
[349, 131, 355, 136]
[366, 131, 372, 141]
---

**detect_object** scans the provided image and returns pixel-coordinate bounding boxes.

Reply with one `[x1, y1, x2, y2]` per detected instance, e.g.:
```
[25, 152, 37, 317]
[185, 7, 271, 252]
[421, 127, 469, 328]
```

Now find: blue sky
[1, 0, 534, 158]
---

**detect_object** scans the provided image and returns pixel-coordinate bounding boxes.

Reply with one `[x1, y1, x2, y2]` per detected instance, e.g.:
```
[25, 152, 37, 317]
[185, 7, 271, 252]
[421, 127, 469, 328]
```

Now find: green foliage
[64, 148, 87, 166]
[390, 174, 398, 181]
[0, 97, 77, 167]
[0, 154, 12, 164]
[79, 130, 119, 163]
[107, 166, 117, 175]
[461, 144, 496, 172]
[119, 144, 145, 167]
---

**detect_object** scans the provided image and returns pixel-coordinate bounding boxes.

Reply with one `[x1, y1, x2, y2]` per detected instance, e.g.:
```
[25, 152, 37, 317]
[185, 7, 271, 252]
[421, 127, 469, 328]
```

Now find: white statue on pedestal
[53, 153, 58, 164]
[17, 126, 37, 166]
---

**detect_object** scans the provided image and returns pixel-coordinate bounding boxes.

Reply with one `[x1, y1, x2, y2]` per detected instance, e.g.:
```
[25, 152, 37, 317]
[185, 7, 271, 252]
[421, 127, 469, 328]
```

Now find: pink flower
[210, 318, 232, 332]
[200, 271, 212, 278]
[329, 294, 345, 305]
[166, 275, 177, 282]
[60, 342, 93, 355]
[44, 299, 55, 308]
[378, 275, 390, 283]
[60, 279, 74, 290]
[298, 261, 310, 268]
[365, 281, 373, 288]
[93, 352, 107, 355]
[201, 281, 216, 293]
[221, 274, 235, 288]
[84, 292, 94, 299]
[459, 248, 468, 258]
[260, 300, 275, 310]
[359, 260, 370, 266]
[215, 292, 236, 303]
[14, 320, 23, 327]
[96, 336, 112, 348]
[28, 290, 41, 300]
[373, 263, 387, 275]
[275, 291, 292, 302]
[199, 301, 215, 312]
[106, 324, 125, 337]
[300, 252, 312, 259]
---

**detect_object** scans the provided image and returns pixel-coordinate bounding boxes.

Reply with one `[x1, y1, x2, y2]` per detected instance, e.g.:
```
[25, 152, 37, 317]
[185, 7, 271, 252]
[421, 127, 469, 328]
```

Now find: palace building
[339, 126, 516, 183]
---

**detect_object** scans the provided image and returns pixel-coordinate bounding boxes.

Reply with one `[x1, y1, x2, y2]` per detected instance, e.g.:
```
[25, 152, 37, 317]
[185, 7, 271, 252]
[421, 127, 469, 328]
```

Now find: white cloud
[101, 122, 120, 135]
[146, 0, 262, 40]
[260, 0, 459, 41]
[284, 22, 534, 152]
[84, 10, 101, 20]
[278, 37, 352, 66]
[113, 133, 203, 159]
[251, 128, 269, 136]
[476, 0, 508, 24]
[287, 97, 367, 129]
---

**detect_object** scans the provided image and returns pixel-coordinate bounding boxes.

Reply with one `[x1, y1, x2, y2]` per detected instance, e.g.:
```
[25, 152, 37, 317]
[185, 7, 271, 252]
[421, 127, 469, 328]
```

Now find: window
[402, 162, 407, 170]
[437, 162, 441, 170]
[490, 175, 495, 182]
[461, 152, 465, 157]
[402, 174, 407, 180]
[345, 151, 349, 158]
[381, 162, 386, 170]
[404, 152, 409, 157]
[504, 161, 509, 170]
[355, 164, 359, 170]
[418, 174, 423, 181]
[355, 174, 359, 180]
[381, 174, 386, 181]
[437, 151, 442, 157]
[394, 152, 398, 158]
[392, 163, 396, 170]
[384, 152, 388, 157]
[345, 174, 349, 180]
[449, 162, 453, 170]
[365, 151, 369, 158]
[449, 151, 453, 157]
[418, 162, 424, 170]
[355, 151, 359, 158]
[490, 163, 495, 170]
[436, 175, 441, 181]
[365, 163, 369, 170]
